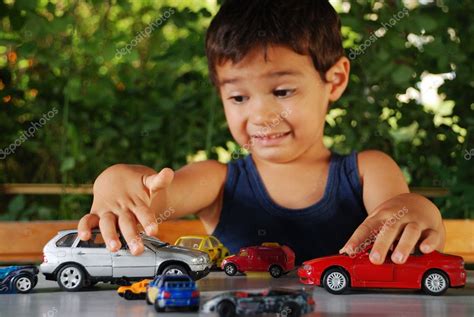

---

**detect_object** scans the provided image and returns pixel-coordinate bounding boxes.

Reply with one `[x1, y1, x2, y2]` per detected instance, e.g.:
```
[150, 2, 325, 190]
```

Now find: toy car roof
[230, 287, 305, 298]
[56, 229, 168, 244]
[162, 275, 193, 281]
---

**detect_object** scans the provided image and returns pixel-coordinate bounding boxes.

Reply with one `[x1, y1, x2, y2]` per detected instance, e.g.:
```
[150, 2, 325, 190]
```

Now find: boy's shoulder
[357, 150, 401, 179]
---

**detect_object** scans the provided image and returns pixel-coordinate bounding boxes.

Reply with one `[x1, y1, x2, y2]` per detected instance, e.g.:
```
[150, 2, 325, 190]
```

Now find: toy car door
[112, 243, 156, 278]
[246, 249, 261, 271]
[353, 250, 394, 285]
[203, 238, 218, 263]
[72, 232, 112, 277]
[236, 249, 251, 270]
[210, 236, 224, 260]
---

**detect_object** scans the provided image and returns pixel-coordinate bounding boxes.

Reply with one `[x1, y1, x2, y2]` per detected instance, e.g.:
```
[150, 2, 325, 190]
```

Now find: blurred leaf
[7, 195, 26, 214]
[60, 157, 76, 172]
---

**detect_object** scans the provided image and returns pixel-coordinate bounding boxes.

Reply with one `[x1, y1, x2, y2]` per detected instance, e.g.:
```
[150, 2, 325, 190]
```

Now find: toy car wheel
[322, 268, 350, 294]
[57, 264, 86, 292]
[224, 263, 237, 276]
[124, 290, 135, 300]
[217, 300, 236, 317]
[154, 300, 165, 312]
[190, 305, 200, 312]
[13, 275, 34, 293]
[422, 270, 449, 296]
[162, 264, 187, 276]
[146, 294, 153, 305]
[279, 301, 301, 317]
[269, 265, 283, 278]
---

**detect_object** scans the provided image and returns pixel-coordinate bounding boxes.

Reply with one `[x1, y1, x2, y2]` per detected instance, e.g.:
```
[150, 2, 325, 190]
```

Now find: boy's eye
[228, 95, 248, 104]
[273, 89, 295, 98]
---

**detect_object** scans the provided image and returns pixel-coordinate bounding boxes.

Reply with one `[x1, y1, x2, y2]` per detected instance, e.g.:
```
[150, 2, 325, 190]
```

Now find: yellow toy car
[175, 235, 230, 267]
[117, 279, 151, 300]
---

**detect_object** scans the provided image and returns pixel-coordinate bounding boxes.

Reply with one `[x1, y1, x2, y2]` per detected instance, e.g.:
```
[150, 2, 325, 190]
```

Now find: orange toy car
[117, 279, 151, 300]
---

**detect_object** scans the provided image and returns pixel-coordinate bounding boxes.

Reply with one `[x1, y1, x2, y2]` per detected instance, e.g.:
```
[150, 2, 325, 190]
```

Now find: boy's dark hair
[205, 0, 344, 86]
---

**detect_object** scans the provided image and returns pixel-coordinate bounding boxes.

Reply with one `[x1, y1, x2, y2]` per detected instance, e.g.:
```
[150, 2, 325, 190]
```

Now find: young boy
[78, 0, 445, 265]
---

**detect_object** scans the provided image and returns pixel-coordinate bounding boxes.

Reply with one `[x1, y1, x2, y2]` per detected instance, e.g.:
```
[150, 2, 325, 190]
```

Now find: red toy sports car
[222, 243, 295, 278]
[298, 245, 466, 295]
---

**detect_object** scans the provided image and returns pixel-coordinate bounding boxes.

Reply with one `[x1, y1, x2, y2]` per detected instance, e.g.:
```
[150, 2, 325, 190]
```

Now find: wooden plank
[0, 184, 93, 195]
[443, 219, 474, 263]
[0, 220, 206, 263]
[411, 187, 450, 198]
[0, 219, 472, 263]
[0, 184, 449, 197]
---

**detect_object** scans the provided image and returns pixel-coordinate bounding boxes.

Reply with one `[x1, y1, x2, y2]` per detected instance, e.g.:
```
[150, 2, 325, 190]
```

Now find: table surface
[0, 269, 473, 317]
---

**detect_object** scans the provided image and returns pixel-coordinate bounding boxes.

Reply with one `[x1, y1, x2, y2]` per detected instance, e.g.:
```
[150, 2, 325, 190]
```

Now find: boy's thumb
[143, 168, 174, 193]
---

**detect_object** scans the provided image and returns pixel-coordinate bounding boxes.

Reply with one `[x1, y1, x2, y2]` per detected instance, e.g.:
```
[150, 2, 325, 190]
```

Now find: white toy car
[40, 229, 211, 291]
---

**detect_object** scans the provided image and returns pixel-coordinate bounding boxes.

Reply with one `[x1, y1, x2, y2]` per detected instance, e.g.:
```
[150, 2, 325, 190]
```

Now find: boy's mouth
[250, 131, 291, 145]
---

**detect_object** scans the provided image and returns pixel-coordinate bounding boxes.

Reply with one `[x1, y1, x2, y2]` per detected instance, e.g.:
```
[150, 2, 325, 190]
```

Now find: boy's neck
[251, 141, 331, 170]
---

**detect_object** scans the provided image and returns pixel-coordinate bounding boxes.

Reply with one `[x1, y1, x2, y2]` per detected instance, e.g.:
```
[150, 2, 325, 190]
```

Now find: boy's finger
[130, 202, 158, 237]
[118, 212, 144, 256]
[391, 222, 421, 264]
[340, 217, 378, 255]
[370, 223, 401, 264]
[419, 229, 440, 254]
[143, 168, 174, 193]
[78, 213, 100, 240]
[99, 212, 121, 252]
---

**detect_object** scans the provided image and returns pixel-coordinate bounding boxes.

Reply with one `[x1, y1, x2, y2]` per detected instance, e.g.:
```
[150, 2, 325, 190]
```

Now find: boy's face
[216, 45, 348, 163]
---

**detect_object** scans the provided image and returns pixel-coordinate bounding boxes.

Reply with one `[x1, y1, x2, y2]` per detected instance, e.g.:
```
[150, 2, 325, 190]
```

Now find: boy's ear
[325, 56, 350, 102]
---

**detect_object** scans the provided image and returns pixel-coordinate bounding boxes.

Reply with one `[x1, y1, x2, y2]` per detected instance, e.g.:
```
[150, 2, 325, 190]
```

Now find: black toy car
[201, 288, 314, 317]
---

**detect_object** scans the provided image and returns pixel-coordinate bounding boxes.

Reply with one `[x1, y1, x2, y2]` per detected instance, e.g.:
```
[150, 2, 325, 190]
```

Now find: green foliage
[0, 0, 472, 219]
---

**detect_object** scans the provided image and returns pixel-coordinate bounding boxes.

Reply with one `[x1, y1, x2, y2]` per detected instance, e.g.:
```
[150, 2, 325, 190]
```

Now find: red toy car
[298, 244, 466, 295]
[222, 243, 295, 278]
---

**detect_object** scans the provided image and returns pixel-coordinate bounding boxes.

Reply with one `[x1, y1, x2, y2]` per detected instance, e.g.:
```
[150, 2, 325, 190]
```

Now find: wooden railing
[0, 183, 451, 197]
[0, 184, 472, 263]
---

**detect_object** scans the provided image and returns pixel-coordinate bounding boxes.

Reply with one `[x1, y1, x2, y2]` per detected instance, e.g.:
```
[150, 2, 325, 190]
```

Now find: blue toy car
[0, 266, 39, 294]
[146, 274, 200, 312]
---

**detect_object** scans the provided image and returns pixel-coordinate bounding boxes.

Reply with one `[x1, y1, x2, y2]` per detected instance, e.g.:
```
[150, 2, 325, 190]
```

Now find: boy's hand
[77, 164, 174, 255]
[339, 193, 445, 265]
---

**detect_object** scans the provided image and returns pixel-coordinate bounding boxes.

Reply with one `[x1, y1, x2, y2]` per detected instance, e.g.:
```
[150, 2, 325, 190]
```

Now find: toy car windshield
[141, 234, 168, 247]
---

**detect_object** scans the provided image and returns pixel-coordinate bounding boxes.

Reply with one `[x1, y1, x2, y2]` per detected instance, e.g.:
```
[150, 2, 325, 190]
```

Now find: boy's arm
[151, 160, 227, 219]
[77, 160, 226, 255]
[340, 150, 445, 265]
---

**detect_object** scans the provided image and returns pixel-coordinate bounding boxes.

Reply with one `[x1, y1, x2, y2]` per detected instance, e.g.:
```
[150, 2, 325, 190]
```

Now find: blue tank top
[211, 151, 367, 265]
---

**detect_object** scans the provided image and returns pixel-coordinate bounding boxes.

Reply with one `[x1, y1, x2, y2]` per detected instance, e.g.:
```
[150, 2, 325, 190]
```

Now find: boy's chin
[251, 147, 297, 164]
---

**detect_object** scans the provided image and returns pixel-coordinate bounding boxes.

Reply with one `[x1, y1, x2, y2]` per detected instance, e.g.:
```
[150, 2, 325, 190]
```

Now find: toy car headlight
[303, 264, 312, 271]
[192, 256, 206, 264]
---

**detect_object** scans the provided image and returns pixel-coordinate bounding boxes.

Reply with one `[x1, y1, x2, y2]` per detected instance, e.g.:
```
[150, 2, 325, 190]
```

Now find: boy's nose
[249, 98, 279, 127]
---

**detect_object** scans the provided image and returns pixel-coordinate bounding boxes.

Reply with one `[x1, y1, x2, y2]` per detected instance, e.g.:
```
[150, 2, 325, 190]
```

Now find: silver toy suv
[40, 230, 212, 291]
